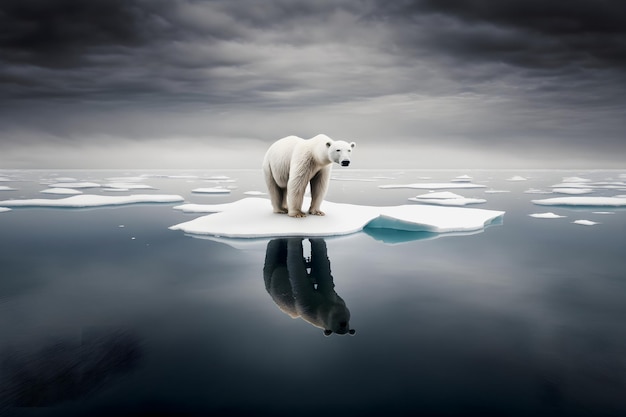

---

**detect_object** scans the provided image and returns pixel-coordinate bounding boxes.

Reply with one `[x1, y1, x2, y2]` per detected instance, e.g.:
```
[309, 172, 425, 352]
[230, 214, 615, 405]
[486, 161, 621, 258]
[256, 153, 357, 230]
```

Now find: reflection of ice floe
[169, 197, 504, 239]
[506, 176, 527, 181]
[408, 191, 485, 206]
[192, 187, 231, 194]
[573, 220, 599, 226]
[529, 212, 567, 219]
[0, 194, 184, 208]
[380, 182, 486, 190]
[532, 196, 626, 207]
[41, 188, 82, 195]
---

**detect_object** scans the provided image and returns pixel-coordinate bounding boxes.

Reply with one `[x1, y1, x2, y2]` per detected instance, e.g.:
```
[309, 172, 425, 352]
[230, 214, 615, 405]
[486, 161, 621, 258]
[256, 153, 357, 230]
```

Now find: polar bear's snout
[341, 160, 350, 167]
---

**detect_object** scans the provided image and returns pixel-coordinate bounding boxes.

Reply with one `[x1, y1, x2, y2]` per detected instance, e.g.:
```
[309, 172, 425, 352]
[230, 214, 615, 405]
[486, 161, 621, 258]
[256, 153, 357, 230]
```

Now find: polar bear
[262, 134, 356, 217]
[263, 238, 355, 336]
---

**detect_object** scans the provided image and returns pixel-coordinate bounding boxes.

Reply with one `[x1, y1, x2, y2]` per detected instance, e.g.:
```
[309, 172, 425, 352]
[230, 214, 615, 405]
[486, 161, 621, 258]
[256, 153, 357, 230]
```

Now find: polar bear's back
[262, 135, 303, 187]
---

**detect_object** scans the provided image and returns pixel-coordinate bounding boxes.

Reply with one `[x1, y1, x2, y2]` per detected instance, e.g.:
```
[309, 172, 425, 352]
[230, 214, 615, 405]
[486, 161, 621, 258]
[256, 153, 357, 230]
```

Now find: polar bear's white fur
[262, 134, 355, 217]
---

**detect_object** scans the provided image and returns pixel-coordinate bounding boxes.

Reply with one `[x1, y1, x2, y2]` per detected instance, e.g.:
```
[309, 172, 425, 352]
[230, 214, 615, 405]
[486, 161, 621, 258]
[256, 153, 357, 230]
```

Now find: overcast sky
[1, 0, 625, 169]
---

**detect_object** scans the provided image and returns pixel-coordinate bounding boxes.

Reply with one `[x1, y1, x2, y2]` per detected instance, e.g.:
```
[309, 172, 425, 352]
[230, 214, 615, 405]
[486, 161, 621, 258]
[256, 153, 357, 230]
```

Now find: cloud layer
[1, 0, 625, 168]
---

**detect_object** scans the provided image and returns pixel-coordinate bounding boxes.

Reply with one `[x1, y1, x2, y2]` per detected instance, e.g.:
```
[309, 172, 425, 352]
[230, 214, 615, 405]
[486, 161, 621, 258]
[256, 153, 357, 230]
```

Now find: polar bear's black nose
[341, 161, 350, 167]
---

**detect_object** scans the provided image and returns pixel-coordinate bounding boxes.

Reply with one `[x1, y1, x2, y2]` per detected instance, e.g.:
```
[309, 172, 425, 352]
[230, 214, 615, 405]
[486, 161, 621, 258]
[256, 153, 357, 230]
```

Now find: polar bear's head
[321, 300, 356, 336]
[326, 140, 356, 167]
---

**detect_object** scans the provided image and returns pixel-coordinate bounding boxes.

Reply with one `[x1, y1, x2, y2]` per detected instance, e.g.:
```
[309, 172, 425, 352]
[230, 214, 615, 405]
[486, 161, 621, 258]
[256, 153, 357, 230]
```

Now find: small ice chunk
[331, 177, 376, 182]
[0, 194, 184, 208]
[49, 182, 101, 188]
[562, 176, 592, 183]
[41, 188, 82, 195]
[532, 196, 626, 207]
[408, 197, 486, 206]
[451, 175, 472, 182]
[524, 188, 551, 194]
[0, 186, 16, 191]
[592, 211, 615, 215]
[484, 189, 510, 194]
[380, 183, 486, 190]
[102, 188, 130, 192]
[505, 176, 527, 181]
[415, 191, 464, 199]
[0, 207, 11, 212]
[105, 183, 155, 190]
[529, 212, 567, 219]
[192, 188, 231, 194]
[244, 191, 267, 196]
[572, 220, 599, 226]
[552, 188, 593, 195]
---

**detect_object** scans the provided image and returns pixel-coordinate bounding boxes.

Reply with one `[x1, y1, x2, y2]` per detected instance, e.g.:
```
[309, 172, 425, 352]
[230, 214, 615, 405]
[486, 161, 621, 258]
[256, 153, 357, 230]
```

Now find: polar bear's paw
[289, 210, 307, 218]
[274, 207, 288, 214]
[309, 209, 325, 216]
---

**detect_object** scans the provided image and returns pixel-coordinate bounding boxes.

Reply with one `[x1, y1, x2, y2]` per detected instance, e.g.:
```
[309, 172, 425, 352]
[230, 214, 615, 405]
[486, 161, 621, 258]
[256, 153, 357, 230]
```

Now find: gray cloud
[0, 0, 625, 168]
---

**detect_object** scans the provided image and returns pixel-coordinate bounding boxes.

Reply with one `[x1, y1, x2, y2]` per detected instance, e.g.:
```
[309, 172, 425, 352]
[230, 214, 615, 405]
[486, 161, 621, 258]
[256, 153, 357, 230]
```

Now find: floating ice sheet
[49, 182, 101, 189]
[532, 196, 626, 207]
[552, 188, 593, 195]
[0, 186, 16, 191]
[408, 192, 486, 206]
[0, 194, 184, 208]
[192, 188, 231, 194]
[169, 197, 504, 238]
[529, 212, 567, 219]
[0, 207, 10, 213]
[573, 220, 599, 226]
[380, 182, 486, 190]
[41, 188, 82, 195]
[506, 176, 527, 181]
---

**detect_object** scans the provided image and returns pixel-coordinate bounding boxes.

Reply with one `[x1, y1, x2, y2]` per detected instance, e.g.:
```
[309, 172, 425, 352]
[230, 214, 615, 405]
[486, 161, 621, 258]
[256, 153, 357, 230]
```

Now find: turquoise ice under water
[1, 169, 625, 417]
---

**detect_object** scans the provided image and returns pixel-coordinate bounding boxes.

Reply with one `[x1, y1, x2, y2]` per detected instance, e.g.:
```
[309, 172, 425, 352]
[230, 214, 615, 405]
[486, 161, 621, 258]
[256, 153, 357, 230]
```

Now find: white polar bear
[262, 134, 356, 217]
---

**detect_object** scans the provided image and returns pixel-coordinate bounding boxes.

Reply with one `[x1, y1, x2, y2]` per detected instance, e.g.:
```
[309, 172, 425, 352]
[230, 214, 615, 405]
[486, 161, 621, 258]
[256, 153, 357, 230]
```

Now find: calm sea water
[1, 169, 625, 417]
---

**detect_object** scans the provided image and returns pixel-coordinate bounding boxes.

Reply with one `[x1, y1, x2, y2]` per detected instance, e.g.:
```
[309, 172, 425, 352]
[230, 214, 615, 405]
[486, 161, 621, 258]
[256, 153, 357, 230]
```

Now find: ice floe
[506, 176, 527, 181]
[0, 194, 184, 208]
[169, 197, 504, 239]
[0, 207, 10, 213]
[532, 196, 626, 207]
[592, 211, 615, 215]
[244, 191, 267, 196]
[562, 176, 592, 183]
[529, 212, 567, 219]
[0, 186, 16, 191]
[104, 183, 155, 190]
[524, 188, 551, 194]
[572, 220, 599, 226]
[41, 188, 82, 195]
[408, 191, 486, 206]
[484, 189, 510, 194]
[552, 188, 593, 195]
[192, 188, 231, 194]
[451, 175, 472, 182]
[379, 182, 486, 190]
[49, 182, 101, 189]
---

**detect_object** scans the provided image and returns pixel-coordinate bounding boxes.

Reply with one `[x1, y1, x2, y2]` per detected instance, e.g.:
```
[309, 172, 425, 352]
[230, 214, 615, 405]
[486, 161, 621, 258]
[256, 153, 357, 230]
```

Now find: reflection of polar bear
[262, 134, 356, 217]
[263, 238, 355, 336]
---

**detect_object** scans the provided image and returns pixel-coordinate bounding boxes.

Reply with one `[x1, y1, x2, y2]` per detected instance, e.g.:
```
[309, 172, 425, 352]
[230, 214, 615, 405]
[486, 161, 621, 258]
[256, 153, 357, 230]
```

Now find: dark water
[1, 169, 625, 417]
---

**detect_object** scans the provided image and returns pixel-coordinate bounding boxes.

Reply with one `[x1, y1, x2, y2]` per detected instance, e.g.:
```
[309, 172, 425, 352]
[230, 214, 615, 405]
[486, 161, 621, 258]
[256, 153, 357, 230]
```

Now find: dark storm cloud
[0, 0, 625, 167]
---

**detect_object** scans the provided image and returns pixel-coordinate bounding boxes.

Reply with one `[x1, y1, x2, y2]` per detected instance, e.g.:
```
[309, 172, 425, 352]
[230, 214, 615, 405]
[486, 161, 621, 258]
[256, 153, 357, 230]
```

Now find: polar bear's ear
[326, 141, 332, 148]
[323, 329, 333, 336]
[350, 142, 356, 148]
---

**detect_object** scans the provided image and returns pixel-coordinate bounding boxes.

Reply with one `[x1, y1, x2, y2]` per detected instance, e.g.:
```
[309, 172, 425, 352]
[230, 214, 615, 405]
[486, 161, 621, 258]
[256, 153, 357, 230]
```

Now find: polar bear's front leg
[308, 166, 330, 216]
[287, 173, 307, 218]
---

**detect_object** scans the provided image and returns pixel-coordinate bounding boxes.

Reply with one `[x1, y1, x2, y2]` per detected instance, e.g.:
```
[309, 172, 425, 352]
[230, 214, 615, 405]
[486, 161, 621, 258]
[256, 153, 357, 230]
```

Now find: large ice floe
[532, 196, 626, 207]
[169, 197, 504, 239]
[0, 194, 184, 208]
